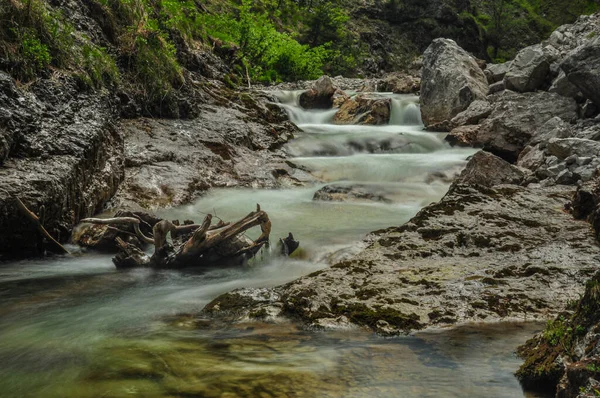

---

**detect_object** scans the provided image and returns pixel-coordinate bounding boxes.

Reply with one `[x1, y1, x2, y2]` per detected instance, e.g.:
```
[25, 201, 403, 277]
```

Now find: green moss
[204, 292, 257, 314]
[331, 301, 422, 333]
[249, 308, 269, 319]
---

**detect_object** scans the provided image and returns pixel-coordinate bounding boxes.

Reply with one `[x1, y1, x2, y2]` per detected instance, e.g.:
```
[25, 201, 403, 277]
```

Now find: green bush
[0, 0, 75, 80]
[200, 0, 329, 83]
[126, 24, 183, 100]
[19, 29, 51, 76]
[79, 42, 119, 88]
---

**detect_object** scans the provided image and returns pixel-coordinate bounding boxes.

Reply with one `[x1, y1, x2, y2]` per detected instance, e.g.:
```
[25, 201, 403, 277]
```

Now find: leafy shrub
[125, 24, 184, 101]
[200, 0, 329, 83]
[79, 42, 119, 88]
[0, 0, 74, 80]
[19, 29, 51, 76]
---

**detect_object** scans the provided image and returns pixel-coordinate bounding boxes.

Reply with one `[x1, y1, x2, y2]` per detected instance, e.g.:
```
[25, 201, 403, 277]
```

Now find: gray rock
[420, 39, 489, 129]
[556, 169, 574, 185]
[299, 76, 337, 109]
[0, 74, 124, 257]
[518, 145, 546, 170]
[547, 138, 600, 160]
[450, 100, 492, 127]
[549, 70, 581, 98]
[454, 151, 525, 187]
[565, 154, 579, 165]
[477, 91, 578, 162]
[530, 116, 573, 146]
[547, 163, 567, 178]
[562, 37, 600, 107]
[111, 100, 300, 211]
[485, 62, 511, 84]
[488, 80, 506, 95]
[543, 13, 600, 62]
[582, 100, 599, 119]
[504, 44, 551, 92]
[445, 125, 481, 147]
[205, 171, 598, 334]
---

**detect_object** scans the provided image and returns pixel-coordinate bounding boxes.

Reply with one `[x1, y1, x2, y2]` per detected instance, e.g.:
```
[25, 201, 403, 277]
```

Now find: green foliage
[159, 0, 204, 42]
[79, 42, 119, 88]
[586, 363, 600, 373]
[0, 0, 123, 87]
[200, 0, 329, 82]
[544, 316, 570, 347]
[127, 25, 183, 100]
[18, 29, 51, 76]
[0, 0, 75, 80]
[474, 0, 599, 62]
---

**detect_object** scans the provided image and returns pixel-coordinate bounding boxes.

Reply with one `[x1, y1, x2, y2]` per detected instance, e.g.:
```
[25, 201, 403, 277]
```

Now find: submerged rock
[420, 39, 489, 129]
[313, 184, 392, 204]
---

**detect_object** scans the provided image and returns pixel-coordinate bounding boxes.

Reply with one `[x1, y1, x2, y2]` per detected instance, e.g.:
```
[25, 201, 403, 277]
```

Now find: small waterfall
[271, 90, 337, 125]
[389, 98, 423, 126]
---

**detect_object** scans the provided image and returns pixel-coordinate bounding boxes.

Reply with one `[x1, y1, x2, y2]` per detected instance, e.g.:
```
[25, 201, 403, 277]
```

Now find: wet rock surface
[0, 73, 123, 257]
[333, 95, 391, 125]
[205, 152, 599, 335]
[204, 14, 600, 339]
[110, 97, 300, 211]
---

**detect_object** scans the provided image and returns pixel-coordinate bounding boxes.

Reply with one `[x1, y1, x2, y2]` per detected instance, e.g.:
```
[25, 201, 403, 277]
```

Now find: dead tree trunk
[81, 205, 272, 269]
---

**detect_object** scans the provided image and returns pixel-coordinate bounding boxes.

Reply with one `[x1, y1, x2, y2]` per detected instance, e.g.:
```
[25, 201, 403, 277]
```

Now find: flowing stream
[0, 91, 547, 397]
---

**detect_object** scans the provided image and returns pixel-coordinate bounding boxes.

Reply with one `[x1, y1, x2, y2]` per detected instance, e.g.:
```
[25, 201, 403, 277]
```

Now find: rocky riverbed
[204, 15, 600, 394]
[2, 2, 600, 396]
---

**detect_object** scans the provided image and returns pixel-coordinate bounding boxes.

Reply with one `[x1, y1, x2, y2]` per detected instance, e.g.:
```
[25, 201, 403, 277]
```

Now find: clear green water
[0, 93, 543, 397]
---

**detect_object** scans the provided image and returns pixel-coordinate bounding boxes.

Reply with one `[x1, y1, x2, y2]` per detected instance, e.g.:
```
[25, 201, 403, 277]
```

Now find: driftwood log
[81, 204, 274, 269]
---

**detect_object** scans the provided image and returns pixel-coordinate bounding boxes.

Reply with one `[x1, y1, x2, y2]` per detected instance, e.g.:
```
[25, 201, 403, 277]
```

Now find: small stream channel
[0, 91, 547, 397]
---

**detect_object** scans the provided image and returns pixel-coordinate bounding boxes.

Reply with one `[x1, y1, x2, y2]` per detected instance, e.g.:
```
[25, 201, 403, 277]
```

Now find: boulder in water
[420, 39, 489, 129]
[299, 76, 337, 109]
[334, 95, 391, 125]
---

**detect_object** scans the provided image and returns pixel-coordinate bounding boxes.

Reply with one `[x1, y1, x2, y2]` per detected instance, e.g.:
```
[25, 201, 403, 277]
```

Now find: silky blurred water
[0, 91, 544, 398]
